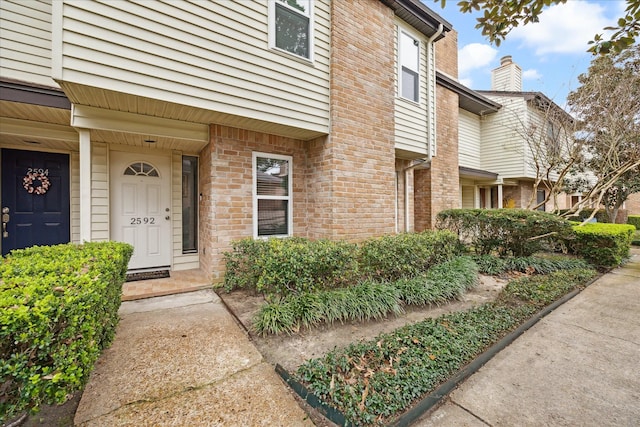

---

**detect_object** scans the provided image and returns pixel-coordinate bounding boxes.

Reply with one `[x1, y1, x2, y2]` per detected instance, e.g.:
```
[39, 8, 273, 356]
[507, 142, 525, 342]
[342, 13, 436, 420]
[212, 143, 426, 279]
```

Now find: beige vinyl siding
[394, 20, 429, 157]
[524, 106, 561, 182]
[70, 151, 80, 243]
[458, 109, 481, 169]
[171, 151, 199, 271]
[91, 142, 109, 241]
[0, 0, 56, 87]
[461, 185, 475, 209]
[480, 96, 527, 178]
[56, 0, 330, 134]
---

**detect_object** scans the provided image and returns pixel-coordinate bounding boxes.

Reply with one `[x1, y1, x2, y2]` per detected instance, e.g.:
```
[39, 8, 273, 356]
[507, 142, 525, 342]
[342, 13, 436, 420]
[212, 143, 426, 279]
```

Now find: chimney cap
[500, 55, 513, 66]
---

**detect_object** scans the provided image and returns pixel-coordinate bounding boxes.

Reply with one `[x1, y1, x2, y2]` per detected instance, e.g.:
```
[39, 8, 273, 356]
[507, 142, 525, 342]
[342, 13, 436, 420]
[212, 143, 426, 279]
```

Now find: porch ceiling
[0, 101, 78, 151]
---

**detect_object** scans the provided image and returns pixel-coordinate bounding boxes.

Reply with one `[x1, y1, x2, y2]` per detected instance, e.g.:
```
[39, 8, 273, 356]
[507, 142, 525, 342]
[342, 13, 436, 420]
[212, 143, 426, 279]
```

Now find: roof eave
[436, 72, 501, 115]
[379, 0, 452, 39]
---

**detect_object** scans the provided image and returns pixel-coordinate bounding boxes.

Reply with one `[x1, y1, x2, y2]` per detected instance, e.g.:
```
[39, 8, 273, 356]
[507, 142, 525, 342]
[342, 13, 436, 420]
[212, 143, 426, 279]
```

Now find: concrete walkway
[74, 290, 312, 426]
[417, 248, 640, 426]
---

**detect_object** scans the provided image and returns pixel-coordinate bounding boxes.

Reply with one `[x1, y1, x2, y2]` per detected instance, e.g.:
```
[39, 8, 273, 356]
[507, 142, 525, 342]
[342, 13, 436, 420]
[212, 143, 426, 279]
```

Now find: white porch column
[474, 186, 481, 208]
[497, 184, 503, 208]
[78, 128, 92, 242]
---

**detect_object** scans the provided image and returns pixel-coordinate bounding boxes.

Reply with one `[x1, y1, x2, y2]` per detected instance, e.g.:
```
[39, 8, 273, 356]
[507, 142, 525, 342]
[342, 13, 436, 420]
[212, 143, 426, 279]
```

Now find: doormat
[126, 270, 170, 282]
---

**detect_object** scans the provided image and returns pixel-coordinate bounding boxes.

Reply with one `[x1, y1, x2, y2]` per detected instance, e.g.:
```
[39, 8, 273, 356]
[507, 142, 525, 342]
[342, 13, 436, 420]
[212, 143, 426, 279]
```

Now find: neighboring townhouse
[625, 193, 640, 216]
[1, 0, 464, 284]
[456, 55, 577, 212]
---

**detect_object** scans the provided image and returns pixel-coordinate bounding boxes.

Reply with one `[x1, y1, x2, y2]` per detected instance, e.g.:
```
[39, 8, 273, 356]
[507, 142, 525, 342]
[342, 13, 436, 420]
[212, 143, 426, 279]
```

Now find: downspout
[426, 24, 443, 160]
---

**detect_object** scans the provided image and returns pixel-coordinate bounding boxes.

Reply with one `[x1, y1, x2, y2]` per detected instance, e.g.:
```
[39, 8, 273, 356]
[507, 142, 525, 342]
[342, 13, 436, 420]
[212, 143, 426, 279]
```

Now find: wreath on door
[23, 171, 51, 195]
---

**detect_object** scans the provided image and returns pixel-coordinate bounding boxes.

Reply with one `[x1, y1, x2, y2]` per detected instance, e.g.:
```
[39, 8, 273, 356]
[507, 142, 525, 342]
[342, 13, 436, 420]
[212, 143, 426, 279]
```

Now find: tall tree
[435, 0, 640, 54]
[565, 44, 640, 221]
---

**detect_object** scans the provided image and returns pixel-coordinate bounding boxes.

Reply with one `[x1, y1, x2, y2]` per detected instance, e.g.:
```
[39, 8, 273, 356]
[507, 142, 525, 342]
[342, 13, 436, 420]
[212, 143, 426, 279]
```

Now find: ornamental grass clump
[394, 256, 478, 306]
[252, 257, 479, 335]
[472, 255, 591, 275]
[252, 281, 403, 336]
[295, 267, 597, 426]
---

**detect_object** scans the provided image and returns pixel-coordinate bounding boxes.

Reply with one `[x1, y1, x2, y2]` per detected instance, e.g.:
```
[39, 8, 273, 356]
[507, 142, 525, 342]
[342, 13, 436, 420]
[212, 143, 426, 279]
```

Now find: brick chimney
[491, 55, 522, 91]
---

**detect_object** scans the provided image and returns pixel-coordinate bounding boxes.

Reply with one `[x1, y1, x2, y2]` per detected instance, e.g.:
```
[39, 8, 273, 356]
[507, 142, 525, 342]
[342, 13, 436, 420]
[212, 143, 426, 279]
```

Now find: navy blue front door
[1, 149, 70, 256]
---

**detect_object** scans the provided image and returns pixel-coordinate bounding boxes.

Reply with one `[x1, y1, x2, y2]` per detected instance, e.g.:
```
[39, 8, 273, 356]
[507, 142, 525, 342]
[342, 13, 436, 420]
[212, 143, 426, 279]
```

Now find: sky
[425, 0, 628, 108]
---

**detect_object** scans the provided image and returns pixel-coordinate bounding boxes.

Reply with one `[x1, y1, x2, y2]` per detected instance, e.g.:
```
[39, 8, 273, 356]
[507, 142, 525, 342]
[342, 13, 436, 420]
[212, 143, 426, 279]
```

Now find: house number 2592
[130, 217, 155, 225]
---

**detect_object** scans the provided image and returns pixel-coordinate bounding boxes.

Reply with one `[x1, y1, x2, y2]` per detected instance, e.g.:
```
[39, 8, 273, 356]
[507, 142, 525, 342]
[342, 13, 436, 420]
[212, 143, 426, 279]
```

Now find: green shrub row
[471, 255, 590, 275]
[627, 215, 640, 230]
[223, 231, 461, 297]
[296, 268, 597, 426]
[0, 242, 133, 422]
[252, 257, 478, 335]
[224, 237, 360, 296]
[356, 231, 463, 281]
[568, 223, 635, 268]
[436, 209, 572, 257]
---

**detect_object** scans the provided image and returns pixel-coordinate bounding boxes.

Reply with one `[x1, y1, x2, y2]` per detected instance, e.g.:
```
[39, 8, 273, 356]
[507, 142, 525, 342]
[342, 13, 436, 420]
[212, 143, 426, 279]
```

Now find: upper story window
[253, 152, 293, 238]
[399, 30, 420, 102]
[269, 0, 314, 61]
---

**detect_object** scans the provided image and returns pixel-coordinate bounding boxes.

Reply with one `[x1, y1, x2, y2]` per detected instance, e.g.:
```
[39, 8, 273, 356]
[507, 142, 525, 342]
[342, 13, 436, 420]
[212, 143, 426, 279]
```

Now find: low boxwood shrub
[568, 223, 635, 268]
[357, 230, 462, 281]
[223, 231, 461, 297]
[436, 209, 572, 257]
[296, 268, 596, 426]
[628, 215, 640, 230]
[223, 237, 359, 296]
[0, 242, 133, 423]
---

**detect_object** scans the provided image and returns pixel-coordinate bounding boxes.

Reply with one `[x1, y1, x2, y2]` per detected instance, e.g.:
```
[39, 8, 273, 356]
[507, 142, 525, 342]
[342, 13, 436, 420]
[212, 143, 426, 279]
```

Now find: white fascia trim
[0, 117, 78, 141]
[71, 105, 209, 143]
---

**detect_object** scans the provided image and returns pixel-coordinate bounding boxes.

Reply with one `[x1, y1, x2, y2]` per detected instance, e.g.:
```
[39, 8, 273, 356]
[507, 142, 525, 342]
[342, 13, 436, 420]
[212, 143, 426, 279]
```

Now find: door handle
[1, 207, 8, 238]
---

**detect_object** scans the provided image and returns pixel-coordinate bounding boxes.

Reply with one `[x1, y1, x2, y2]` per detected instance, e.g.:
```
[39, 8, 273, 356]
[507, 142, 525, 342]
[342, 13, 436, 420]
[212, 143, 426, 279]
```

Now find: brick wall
[415, 84, 460, 230]
[626, 193, 640, 216]
[315, 0, 396, 240]
[436, 28, 458, 78]
[199, 125, 309, 282]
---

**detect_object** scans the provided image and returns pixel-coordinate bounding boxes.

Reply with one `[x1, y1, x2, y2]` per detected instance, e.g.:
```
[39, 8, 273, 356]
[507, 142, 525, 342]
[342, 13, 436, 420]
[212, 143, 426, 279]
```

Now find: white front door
[110, 151, 172, 270]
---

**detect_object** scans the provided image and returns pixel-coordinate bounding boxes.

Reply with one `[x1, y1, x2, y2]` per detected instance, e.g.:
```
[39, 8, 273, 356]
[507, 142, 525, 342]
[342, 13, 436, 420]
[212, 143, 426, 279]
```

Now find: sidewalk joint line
[452, 400, 493, 426]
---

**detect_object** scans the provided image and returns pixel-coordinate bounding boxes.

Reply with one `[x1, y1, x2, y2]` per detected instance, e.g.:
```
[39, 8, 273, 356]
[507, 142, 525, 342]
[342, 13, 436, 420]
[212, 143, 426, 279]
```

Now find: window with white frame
[253, 152, 292, 238]
[269, 0, 313, 60]
[399, 30, 420, 102]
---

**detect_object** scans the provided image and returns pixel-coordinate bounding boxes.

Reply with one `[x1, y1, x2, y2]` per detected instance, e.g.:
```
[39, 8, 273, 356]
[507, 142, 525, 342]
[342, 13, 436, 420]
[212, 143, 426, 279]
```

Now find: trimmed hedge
[568, 223, 635, 268]
[223, 237, 359, 296]
[558, 208, 611, 223]
[0, 242, 133, 422]
[296, 268, 596, 426]
[436, 209, 572, 257]
[357, 231, 462, 281]
[223, 231, 462, 297]
[628, 215, 640, 230]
